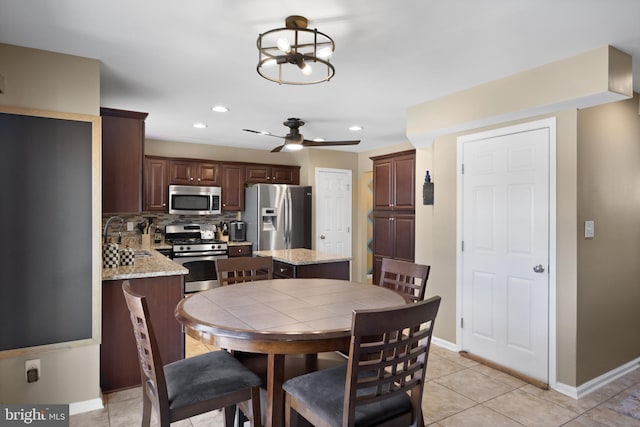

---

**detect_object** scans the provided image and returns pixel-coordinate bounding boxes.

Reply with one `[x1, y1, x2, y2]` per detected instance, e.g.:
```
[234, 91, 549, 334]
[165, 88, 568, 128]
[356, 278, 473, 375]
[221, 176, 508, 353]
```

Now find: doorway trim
[455, 117, 557, 389]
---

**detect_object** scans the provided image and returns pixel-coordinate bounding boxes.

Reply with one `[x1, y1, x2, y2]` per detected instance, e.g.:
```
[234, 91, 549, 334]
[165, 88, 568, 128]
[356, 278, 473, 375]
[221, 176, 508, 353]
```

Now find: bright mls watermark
[0, 405, 68, 426]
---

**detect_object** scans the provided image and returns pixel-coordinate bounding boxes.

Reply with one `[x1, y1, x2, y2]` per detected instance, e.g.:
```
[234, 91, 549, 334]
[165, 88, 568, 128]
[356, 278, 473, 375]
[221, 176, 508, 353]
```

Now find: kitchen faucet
[103, 216, 125, 244]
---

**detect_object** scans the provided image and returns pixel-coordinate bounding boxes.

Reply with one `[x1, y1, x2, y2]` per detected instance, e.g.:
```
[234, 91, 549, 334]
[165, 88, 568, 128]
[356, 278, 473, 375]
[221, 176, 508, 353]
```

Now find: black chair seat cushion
[164, 350, 261, 411]
[283, 365, 412, 427]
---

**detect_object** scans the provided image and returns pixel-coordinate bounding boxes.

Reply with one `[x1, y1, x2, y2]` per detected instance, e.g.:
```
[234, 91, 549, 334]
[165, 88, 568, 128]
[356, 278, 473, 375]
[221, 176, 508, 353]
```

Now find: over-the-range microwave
[168, 185, 222, 215]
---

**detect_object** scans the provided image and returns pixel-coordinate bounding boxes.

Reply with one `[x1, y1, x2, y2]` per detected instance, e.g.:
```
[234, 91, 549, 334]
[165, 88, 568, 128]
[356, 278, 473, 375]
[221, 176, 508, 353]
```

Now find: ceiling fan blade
[301, 139, 361, 147]
[271, 144, 286, 153]
[243, 129, 286, 139]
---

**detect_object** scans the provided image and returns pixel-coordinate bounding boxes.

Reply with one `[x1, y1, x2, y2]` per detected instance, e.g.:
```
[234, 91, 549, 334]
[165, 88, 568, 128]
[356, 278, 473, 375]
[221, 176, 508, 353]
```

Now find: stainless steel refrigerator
[243, 184, 312, 251]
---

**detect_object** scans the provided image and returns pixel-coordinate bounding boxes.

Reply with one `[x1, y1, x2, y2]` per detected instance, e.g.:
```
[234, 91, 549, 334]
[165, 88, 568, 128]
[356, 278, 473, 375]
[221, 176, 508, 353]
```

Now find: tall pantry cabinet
[370, 150, 416, 285]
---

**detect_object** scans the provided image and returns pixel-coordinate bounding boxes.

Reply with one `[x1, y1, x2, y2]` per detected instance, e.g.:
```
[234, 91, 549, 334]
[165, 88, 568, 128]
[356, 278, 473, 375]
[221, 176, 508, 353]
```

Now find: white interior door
[315, 168, 352, 256]
[460, 124, 550, 382]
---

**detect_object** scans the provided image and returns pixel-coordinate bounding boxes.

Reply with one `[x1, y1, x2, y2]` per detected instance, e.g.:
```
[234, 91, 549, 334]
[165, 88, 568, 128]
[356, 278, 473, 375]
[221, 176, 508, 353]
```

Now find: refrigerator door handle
[284, 190, 291, 249]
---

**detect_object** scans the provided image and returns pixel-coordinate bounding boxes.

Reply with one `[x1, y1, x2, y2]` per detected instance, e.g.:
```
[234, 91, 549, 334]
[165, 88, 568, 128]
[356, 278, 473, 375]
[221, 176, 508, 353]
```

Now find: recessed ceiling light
[349, 125, 363, 131]
[211, 105, 229, 113]
[193, 123, 207, 129]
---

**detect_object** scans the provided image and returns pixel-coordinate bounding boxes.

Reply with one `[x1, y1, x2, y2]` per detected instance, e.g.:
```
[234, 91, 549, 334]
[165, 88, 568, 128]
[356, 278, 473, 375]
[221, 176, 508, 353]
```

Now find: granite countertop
[254, 248, 351, 265]
[227, 241, 252, 246]
[102, 244, 187, 281]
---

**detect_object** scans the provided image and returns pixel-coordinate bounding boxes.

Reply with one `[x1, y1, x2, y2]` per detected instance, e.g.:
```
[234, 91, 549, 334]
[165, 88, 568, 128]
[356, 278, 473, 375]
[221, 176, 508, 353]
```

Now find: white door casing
[315, 168, 352, 257]
[457, 118, 557, 383]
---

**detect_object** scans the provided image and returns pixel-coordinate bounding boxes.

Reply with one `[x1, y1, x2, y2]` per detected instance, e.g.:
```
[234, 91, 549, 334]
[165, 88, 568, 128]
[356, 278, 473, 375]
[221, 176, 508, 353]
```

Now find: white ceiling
[1, 0, 639, 153]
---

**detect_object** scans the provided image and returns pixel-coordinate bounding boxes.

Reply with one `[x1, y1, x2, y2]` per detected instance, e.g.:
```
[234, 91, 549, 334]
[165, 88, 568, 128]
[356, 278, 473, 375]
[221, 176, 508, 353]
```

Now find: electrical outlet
[127, 221, 134, 231]
[25, 359, 40, 382]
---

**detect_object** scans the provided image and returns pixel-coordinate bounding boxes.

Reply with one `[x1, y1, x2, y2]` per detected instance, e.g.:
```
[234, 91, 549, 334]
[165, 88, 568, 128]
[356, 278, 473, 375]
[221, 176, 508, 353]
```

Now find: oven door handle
[173, 251, 227, 258]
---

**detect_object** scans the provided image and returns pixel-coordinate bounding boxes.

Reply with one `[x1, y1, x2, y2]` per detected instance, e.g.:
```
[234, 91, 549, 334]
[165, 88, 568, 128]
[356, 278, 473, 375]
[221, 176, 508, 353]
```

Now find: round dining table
[175, 278, 409, 427]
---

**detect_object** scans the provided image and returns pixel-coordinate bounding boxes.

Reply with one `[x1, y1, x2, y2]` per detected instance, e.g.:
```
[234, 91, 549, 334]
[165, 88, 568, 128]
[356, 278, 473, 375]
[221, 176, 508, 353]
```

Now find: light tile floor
[71, 336, 640, 426]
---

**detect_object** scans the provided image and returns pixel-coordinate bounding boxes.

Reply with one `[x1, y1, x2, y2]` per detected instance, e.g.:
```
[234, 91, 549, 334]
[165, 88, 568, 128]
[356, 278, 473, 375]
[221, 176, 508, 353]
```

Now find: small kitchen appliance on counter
[164, 223, 228, 292]
[229, 220, 246, 241]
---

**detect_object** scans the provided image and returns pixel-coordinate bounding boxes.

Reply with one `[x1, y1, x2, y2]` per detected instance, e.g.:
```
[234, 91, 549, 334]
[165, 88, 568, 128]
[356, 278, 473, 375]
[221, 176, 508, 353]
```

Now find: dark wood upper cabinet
[169, 159, 220, 186]
[245, 164, 300, 184]
[101, 107, 148, 213]
[142, 157, 299, 213]
[144, 156, 168, 211]
[371, 150, 415, 211]
[221, 163, 244, 211]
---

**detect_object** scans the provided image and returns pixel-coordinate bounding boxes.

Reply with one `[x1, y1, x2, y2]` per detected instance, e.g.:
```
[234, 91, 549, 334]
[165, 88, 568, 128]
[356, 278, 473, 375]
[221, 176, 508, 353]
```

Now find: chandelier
[256, 15, 335, 85]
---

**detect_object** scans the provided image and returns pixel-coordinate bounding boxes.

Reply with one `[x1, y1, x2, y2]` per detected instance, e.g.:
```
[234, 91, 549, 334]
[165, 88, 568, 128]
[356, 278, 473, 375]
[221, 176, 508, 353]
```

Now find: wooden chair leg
[250, 388, 262, 427]
[141, 393, 152, 427]
[224, 405, 236, 427]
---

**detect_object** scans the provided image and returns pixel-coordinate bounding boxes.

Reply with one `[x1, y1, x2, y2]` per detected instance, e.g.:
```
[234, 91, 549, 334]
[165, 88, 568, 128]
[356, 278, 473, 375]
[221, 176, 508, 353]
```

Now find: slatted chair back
[122, 281, 171, 423]
[344, 296, 441, 426]
[216, 256, 273, 286]
[123, 281, 263, 427]
[379, 258, 431, 303]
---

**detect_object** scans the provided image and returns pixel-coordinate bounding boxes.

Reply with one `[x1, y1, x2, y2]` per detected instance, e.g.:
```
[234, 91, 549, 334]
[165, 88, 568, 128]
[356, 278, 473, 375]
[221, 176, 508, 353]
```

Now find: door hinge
[460, 318, 464, 328]
[461, 241, 464, 251]
[461, 163, 465, 174]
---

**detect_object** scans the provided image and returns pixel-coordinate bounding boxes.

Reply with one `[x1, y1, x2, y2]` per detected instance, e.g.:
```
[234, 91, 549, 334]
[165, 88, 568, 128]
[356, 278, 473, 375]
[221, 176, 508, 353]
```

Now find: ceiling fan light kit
[257, 15, 335, 85]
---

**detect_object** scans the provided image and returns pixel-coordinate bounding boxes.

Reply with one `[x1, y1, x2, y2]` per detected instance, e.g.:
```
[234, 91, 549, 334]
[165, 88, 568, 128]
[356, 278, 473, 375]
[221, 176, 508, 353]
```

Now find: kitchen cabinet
[370, 150, 416, 285]
[273, 260, 350, 280]
[228, 243, 252, 257]
[371, 150, 415, 211]
[101, 107, 148, 213]
[221, 163, 244, 211]
[169, 159, 220, 186]
[143, 156, 168, 211]
[245, 164, 300, 184]
[101, 275, 184, 392]
[372, 212, 415, 283]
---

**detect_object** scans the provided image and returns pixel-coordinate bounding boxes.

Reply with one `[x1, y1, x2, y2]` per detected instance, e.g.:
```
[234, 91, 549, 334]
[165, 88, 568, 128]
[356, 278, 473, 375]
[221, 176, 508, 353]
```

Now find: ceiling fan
[243, 118, 360, 152]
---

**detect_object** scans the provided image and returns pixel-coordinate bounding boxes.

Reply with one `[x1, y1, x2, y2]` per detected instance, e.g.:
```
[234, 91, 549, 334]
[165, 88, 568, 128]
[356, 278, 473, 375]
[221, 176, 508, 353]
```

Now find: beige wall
[145, 138, 301, 166]
[576, 93, 640, 384]
[407, 46, 632, 147]
[0, 43, 102, 409]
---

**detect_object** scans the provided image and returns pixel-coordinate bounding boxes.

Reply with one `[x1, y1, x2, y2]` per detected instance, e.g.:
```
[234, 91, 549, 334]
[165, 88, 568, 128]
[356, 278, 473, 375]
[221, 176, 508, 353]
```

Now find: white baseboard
[431, 336, 458, 353]
[69, 397, 104, 415]
[554, 357, 640, 400]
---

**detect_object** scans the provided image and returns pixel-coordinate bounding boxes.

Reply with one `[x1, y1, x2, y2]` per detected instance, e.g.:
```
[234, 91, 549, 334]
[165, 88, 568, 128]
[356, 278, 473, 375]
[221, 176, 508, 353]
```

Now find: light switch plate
[585, 220, 595, 238]
[127, 221, 134, 231]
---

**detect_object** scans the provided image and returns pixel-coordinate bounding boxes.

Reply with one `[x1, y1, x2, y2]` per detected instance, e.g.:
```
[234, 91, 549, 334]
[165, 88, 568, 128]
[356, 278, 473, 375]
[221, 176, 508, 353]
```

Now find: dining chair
[283, 295, 441, 427]
[379, 258, 431, 303]
[121, 281, 262, 427]
[216, 256, 273, 286]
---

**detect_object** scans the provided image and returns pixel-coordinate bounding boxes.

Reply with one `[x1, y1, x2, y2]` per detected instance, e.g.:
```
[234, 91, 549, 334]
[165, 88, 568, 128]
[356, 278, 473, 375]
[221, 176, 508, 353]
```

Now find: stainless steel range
[165, 223, 228, 293]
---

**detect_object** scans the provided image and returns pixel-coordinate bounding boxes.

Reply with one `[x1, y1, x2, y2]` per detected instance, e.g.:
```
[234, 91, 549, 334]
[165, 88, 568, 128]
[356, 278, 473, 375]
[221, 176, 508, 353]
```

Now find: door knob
[533, 264, 545, 273]
[320, 235, 326, 240]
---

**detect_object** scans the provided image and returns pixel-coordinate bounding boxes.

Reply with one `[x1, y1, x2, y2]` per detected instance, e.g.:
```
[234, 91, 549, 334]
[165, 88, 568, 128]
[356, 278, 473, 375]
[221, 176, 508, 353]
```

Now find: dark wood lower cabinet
[101, 275, 185, 393]
[372, 212, 415, 285]
[273, 260, 350, 280]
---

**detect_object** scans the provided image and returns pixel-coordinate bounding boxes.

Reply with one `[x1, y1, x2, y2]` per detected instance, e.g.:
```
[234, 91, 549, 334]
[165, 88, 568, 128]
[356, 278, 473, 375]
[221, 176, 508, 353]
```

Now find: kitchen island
[101, 246, 187, 392]
[255, 248, 351, 280]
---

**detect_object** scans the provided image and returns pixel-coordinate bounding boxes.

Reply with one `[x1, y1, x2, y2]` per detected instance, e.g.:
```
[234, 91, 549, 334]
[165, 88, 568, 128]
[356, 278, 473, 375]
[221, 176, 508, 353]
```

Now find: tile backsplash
[101, 211, 241, 245]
